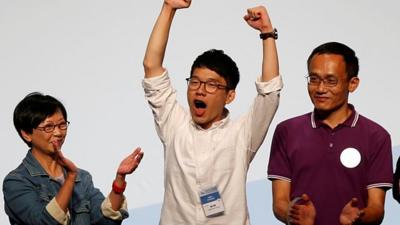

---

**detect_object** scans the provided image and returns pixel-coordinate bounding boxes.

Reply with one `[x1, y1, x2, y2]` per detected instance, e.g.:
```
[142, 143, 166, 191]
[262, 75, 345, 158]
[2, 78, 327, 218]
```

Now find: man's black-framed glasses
[36, 121, 70, 133]
[306, 75, 339, 88]
[186, 77, 228, 94]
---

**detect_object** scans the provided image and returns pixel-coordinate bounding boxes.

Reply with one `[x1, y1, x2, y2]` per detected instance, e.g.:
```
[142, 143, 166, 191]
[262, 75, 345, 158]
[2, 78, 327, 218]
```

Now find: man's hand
[117, 147, 144, 176]
[287, 194, 316, 225]
[165, 0, 191, 9]
[340, 198, 364, 225]
[243, 6, 273, 33]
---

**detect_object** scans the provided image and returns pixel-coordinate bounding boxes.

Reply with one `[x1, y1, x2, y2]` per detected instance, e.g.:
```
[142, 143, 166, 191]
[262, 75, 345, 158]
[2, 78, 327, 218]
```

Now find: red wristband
[112, 180, 126, 194]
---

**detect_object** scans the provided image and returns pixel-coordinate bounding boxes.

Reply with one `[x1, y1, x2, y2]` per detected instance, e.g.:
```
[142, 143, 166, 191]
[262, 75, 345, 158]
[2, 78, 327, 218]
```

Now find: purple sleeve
[267, 123, 291, 182]
[366, 130, 393, 189]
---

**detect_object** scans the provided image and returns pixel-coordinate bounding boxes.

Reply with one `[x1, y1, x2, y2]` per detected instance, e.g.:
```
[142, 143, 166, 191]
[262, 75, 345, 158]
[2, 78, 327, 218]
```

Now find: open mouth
[194, 99, 207, 109]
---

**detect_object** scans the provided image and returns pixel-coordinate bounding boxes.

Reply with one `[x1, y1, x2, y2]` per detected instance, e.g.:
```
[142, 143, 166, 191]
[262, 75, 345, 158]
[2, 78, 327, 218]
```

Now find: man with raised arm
[142, 0, 282, 224]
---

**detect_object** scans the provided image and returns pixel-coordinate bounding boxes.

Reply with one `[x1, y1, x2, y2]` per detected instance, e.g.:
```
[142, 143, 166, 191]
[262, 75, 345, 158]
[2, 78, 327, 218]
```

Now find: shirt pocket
[36, 184, 54, 203]
[72, 200, 91, 214]
[213, 146, 236, 172]
[72, 200, 91, 224]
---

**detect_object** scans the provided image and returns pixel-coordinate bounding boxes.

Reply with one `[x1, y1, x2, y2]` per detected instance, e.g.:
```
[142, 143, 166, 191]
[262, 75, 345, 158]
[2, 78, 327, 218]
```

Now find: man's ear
[21, 130, 32, 143]
[348, 77, 360, 93]
[225, 90, 236, 104]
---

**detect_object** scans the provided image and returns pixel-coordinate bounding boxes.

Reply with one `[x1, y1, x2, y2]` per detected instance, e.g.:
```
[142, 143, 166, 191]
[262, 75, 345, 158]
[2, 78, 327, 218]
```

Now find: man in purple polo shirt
[268, 42, 393, 225]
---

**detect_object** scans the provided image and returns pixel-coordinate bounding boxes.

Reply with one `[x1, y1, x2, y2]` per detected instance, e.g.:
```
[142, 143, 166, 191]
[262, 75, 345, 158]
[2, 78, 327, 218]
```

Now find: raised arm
[109, 147, 143, 211]
[143, 0, 191, 78]
[244, 6, 279, 82]
[54, 149, 78, 213]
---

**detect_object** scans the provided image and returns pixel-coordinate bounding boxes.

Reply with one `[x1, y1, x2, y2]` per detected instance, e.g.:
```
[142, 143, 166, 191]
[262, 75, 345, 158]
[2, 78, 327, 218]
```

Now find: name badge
[200, 186, 224, 217]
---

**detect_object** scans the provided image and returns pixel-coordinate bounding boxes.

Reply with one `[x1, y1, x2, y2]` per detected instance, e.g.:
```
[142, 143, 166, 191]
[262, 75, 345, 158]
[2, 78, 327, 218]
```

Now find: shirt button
[329, 143, 333, 148]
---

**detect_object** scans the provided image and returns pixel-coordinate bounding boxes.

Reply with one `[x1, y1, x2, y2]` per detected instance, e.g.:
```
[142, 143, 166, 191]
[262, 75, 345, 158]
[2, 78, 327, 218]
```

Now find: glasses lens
[188, 79, 200, 89]
[325, 78, 338, 87]
[59, 122, 69, 130]
[205, 82, 218, 93]
[44, 125, 55, 133]
[307, 76, 320, 85]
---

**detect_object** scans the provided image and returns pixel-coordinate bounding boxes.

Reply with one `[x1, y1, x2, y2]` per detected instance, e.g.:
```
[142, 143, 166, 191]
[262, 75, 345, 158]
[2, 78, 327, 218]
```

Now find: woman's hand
[117, 147, 144, 176]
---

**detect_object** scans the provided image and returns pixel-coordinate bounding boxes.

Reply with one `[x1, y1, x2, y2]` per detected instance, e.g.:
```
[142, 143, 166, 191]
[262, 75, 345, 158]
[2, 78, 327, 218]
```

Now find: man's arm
[358, 188, 386, 224]
[243, 6, 282, 157]
[272, 180, 291, 224]
[244, 5, 279, 82]
[273, 180, 316, 225]
[340, 188, 386, 225]
[143, 0, 191, 78]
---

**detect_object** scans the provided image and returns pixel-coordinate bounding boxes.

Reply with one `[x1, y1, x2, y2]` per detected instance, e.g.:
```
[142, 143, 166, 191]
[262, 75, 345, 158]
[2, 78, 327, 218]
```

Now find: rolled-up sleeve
[46, 198, 70, 225]
[255, 75, 283, 95]
[246, 75, 283, 160]
[101, 194, 128, 220]
[3, 173, 62, 225]
[142, 69, 187, 143]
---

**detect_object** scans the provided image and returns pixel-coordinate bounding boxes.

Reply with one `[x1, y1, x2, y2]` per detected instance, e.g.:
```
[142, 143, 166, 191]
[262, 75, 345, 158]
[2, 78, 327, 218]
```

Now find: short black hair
[13, 92, 67, 147]
[190, 49, 240, 90]
[307, 42, 359, 79]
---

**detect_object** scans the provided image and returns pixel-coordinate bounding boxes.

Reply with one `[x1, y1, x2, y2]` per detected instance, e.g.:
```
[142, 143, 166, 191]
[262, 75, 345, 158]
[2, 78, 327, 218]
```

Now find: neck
[31, 149, 63, 177]
[315, 103, 352, 129]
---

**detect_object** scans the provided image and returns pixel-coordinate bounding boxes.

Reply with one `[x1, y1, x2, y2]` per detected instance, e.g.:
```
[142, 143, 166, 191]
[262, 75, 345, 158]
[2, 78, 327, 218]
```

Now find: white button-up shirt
[143, 70, 282, 225]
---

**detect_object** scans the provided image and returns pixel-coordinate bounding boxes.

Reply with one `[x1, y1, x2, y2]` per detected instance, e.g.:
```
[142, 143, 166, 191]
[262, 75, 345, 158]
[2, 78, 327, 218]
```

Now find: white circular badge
[340, 148, 361, 168]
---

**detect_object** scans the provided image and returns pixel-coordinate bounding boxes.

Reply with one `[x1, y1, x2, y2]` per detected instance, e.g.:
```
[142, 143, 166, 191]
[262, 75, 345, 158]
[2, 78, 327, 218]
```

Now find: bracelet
[112, 180, 127, 194]
[260, 28, 278, 40]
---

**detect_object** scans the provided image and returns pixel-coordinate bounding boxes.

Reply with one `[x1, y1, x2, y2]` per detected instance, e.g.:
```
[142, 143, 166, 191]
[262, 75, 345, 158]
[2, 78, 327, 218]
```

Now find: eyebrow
[41, 120, 66, 125]
[309, 73, 337, 78]
[191, 76, 220, 83]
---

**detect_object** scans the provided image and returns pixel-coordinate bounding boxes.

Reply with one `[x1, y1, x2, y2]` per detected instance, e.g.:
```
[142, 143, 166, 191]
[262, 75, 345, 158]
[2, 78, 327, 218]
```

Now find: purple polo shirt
[268, 105, 393, 225]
